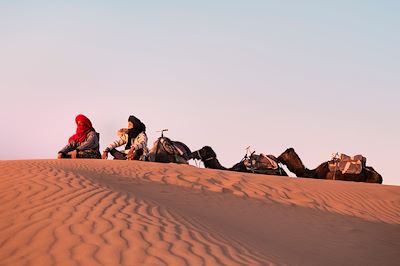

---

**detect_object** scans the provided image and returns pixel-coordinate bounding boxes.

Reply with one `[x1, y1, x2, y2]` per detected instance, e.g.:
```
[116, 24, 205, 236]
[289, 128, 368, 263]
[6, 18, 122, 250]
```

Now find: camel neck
[204, 158, 227, 170]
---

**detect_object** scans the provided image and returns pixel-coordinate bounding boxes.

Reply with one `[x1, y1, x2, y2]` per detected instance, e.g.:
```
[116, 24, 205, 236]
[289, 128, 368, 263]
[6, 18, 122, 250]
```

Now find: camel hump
[328, 153, 366, 174]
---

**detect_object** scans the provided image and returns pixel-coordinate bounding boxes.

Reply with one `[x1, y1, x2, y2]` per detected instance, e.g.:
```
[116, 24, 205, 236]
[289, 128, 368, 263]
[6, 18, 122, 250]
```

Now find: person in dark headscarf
[102, 115, 149, 160]
[58, 114, 101, 159]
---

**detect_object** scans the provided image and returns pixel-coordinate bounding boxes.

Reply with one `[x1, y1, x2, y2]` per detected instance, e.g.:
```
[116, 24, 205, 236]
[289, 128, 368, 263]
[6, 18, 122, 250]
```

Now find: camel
[188, 146, 288, 176]
[277, 148, 383, 183]
[148, 135, 191, 164]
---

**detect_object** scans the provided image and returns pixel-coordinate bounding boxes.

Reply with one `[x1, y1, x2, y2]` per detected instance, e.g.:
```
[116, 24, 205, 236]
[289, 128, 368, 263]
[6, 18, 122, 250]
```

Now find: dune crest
[1, 160, 399, 266]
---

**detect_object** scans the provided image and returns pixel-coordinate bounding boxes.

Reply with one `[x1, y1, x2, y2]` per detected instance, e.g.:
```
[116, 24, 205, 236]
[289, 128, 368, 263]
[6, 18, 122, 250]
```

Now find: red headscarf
[68, 114, 95, 143]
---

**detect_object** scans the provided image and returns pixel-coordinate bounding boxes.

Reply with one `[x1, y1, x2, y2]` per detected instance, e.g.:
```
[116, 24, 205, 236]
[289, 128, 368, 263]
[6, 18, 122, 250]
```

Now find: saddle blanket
[159, 137, 186, 157]
[244, 153, 279, 171]
[328, 154, 366, 175]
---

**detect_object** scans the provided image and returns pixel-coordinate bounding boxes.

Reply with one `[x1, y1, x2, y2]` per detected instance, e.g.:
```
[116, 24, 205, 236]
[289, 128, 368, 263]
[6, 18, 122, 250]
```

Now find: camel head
[277, 148, 307, 176]
[277, 148, 296, 165]
[364, 166, 383, 184]
[188, 146, 216, 162]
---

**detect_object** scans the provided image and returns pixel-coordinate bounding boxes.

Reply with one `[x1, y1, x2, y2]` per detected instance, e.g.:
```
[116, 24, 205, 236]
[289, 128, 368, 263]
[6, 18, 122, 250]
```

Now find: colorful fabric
[68, 114, 95, 143]
[244, 153, 279, 171]
[328, 154, 365, 175]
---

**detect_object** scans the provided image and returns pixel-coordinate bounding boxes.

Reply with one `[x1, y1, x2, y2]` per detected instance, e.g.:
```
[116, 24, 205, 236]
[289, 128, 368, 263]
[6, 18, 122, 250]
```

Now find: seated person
[102, 115, 148, 160]
[58, 114, 101, 159]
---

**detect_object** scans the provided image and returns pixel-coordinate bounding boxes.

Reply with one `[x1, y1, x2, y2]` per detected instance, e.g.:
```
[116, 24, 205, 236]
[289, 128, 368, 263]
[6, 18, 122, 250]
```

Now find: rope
[332, 152, 340, 180]
[197, 150, 203, 161]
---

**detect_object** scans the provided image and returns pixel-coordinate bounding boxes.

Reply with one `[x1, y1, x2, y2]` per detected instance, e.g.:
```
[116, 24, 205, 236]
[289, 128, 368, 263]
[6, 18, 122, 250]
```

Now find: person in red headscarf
[58, 114, 101, 159]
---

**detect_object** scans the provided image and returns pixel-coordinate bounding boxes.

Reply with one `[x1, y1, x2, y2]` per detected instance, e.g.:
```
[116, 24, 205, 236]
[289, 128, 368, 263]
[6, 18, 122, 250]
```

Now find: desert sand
[0, 159, 399, 266]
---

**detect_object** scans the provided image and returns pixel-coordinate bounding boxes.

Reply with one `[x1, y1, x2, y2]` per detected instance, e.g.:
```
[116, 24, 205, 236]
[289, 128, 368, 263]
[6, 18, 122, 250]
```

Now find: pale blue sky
[0, 1, 399, 185]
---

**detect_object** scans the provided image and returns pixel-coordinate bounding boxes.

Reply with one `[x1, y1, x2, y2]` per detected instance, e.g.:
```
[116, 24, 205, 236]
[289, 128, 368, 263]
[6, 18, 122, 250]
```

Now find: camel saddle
[328, 154, 366, 175]
[159, 137, 187, 158]
[244, 153, 279, 172]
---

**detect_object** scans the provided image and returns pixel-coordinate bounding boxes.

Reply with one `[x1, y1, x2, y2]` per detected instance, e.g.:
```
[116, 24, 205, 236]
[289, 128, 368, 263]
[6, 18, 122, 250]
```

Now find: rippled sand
[0, 159, 399, 265]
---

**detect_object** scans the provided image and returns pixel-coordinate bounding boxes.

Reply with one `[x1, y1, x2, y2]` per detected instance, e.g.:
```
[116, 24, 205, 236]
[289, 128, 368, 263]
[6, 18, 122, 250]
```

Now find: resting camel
[277, 148, 383, 183]
[188, 146, 288, 176]
[148, 130, 191, 164]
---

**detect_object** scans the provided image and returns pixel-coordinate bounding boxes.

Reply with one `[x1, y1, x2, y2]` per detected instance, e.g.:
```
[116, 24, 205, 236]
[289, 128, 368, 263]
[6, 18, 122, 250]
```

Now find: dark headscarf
[125, 115, 146, 150]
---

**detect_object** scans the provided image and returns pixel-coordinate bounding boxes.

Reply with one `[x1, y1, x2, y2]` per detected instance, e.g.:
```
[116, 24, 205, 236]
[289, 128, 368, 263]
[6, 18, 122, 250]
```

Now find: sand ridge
[0, 159, 399, 266]
[59, 159, 399, 224]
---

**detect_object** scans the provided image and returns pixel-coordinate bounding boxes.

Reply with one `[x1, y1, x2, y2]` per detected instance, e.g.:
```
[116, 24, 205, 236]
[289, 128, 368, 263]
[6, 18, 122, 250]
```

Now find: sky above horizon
[1, 1, 399, 185]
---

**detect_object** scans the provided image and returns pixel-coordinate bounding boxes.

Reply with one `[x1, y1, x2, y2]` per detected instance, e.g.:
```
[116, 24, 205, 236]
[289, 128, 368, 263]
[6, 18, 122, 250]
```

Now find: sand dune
[0, 160, 399, 266]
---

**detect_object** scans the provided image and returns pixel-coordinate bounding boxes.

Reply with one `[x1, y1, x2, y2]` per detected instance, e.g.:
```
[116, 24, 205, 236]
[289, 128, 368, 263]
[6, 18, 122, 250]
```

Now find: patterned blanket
[328, 154, 366, 175]
[244, 153, 279, 172]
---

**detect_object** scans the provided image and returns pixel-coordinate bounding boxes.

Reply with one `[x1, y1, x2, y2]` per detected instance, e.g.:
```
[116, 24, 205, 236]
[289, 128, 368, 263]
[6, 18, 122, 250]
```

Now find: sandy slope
[0, 159, 399, 266]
